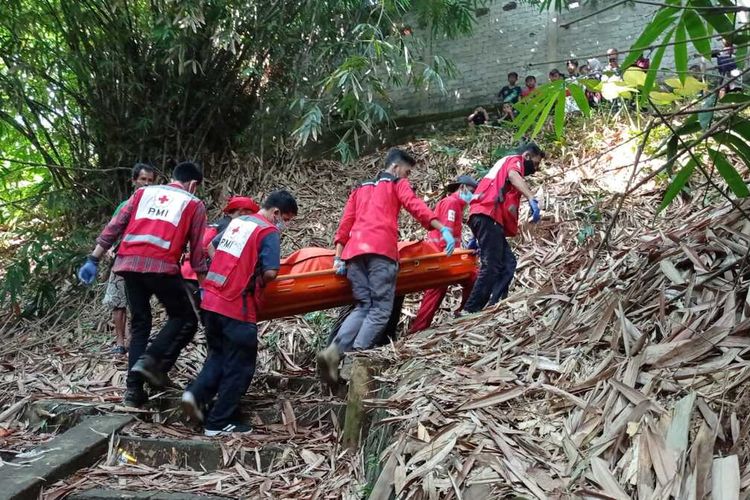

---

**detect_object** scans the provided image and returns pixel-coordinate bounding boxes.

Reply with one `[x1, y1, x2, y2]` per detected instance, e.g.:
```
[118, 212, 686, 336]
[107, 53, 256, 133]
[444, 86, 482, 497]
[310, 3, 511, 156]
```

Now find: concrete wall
[391, 1, 677, 116]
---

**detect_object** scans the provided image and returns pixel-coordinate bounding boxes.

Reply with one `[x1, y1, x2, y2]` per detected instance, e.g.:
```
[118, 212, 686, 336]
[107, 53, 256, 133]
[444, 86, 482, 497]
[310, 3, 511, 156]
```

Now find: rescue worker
[181, 191, 298, 436]
[317, 148, 456, 384]
[104, 163, 156, 355]
[77, 161, 208, 408]
[409, 175, 478, 333]
[462, 144, 545, 314]
[181, 196, 259, 306]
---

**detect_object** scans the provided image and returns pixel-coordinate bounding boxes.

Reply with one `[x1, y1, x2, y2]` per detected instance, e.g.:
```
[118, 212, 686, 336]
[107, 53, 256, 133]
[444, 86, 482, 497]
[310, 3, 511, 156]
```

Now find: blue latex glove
[529, 198, 541, 223]
[334, 257, 347, 276]
[77, 256, 99, 285]
[199, 288, 205, 300]
[440, 227, 456, 256]
[466, 238, 479, 250]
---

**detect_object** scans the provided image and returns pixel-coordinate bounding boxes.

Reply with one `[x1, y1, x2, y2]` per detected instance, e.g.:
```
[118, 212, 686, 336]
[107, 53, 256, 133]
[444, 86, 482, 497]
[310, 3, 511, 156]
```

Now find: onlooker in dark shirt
[713, 38, 741, 94]
[498, 72, 522, 103]
[580, 64, 590, 77]
[521, 75, 537, 98]
[467, 107, 489, 126]
[566, 59, 580, 78]
[548, 68, 563, 82]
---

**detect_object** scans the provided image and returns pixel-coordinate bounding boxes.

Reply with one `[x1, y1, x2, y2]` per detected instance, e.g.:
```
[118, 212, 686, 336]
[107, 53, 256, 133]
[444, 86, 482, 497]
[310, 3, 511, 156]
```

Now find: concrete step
[115, 435, 288, 471]
[69, 489, 229, 500]
[0, 414, 133, 500]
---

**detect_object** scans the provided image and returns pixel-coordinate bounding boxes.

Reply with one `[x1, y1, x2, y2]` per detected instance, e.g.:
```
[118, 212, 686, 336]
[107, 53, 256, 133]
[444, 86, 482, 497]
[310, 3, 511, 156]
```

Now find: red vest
[469, 155, 524, 237]
[201, 214, 277, 323]
[118, 184, 201, 264]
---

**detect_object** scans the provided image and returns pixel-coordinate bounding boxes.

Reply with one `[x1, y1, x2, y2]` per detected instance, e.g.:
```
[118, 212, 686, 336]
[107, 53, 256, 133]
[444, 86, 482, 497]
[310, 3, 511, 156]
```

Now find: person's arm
[395, 180, 441, 231]
[258, 232, 281, 286]
[508, 170, 535, 200]
[333, 189, 358, 250]
[92, 195, 136, 258]
[188, 204, 208, 283]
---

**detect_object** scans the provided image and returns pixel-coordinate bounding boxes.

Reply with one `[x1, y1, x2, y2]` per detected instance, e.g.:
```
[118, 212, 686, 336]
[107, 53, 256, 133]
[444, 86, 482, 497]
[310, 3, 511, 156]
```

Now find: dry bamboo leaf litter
[0, 125, 749, 497]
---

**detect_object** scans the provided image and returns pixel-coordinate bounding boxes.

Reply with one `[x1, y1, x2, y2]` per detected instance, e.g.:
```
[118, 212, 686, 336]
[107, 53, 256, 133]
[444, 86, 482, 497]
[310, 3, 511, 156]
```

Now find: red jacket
[201, 214, 278, 323]
[469, 155, 525, 236]
[427, 192, 466, 249]
[334, 172, 437, 262]
[118, 184, 203, 265]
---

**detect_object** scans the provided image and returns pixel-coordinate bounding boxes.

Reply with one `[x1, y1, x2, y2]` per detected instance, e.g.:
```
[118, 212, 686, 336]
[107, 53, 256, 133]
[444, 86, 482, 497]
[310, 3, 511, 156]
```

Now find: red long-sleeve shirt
[427, 192, 466, 249]
[96, 183, 208, 275]
[334, 172, 437, 262]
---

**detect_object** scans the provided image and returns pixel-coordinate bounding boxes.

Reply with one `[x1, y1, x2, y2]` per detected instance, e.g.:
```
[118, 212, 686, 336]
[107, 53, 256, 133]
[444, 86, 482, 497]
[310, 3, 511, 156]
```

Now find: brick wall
[391, 1, 679, 116]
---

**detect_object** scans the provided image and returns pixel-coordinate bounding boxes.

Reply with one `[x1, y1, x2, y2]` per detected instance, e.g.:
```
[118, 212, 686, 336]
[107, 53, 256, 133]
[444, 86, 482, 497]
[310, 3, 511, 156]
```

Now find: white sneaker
[181, 391, 204, 423]
[204, 423, 253, 437]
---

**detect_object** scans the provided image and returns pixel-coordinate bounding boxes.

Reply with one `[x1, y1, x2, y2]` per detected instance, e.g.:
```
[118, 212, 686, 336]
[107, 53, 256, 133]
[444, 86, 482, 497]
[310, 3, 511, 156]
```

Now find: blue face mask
[275, 219, 287, 232]
[459, 190, 474, 203]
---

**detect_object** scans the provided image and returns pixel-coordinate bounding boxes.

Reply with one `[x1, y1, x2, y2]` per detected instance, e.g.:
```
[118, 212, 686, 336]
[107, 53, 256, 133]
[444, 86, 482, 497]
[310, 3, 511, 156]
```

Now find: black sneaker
[122, 388, 147, 408]
[204, 423, 253, 437]
[130, 355, 169, 388]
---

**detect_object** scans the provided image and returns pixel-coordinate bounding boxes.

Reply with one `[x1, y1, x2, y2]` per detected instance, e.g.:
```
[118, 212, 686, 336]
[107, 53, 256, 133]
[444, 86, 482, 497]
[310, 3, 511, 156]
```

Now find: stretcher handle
[272, 249, 475, 282]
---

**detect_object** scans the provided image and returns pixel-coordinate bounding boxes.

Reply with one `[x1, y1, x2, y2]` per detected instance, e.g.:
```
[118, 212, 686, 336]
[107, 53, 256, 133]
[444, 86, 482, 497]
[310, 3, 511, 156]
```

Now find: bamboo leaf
[683, 7, 711, 58]
[674, 21, 688, 83]
[554, 88, 565, 138]
[660, 159, 696, 212]
[709, 148, 750, 197]
[720, 92, 750, 103]
[529, 92, 557, 138]
[690, 0, 736, 36]
[623, 8, 679, 68]
[713, 132, 750, 169]
[568, 82, 591, 117]
[640, 28, 674, 106]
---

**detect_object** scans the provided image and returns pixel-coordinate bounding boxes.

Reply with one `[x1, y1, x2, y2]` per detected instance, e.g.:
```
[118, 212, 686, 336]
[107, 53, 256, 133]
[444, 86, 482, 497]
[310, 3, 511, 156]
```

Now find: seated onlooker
[548, 68, 563, 81]
[521, 75, 537, 98]
[587, 58, 604, 80]
[635, 53, 650, 70]
[713, 37, 742, 94]
[566, 59, 580, 78]
[605, 49, 620, 76]
[580, 64, 590, 76]
[498, 72, 522, 103]
[467, 107, 489, 126]
[497, 102, 517, 123]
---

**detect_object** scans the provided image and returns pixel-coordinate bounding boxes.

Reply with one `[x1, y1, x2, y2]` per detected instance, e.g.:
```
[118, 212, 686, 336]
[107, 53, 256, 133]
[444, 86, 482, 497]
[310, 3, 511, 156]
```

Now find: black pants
[189, 311, 258, 429]
[121, 272, 198, 390]
[463, 214, 517, 313]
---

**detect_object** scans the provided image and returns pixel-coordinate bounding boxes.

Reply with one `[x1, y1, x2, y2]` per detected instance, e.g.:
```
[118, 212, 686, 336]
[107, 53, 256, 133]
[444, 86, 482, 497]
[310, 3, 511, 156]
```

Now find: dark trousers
[463, 214, 517, 313]
[121, 272, 198, 390]
[189, 311, 258, 429]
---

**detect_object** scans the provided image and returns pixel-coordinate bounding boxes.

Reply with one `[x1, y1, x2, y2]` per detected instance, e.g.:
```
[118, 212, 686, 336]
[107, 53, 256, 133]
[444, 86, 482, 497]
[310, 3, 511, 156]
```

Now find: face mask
[523, 159, 537, 176]
[459, 190, 474, 203]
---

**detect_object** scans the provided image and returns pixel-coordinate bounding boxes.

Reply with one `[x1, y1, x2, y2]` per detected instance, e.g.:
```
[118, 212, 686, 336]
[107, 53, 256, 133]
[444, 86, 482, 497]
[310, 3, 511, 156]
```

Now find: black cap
[445, 175, 478, 192]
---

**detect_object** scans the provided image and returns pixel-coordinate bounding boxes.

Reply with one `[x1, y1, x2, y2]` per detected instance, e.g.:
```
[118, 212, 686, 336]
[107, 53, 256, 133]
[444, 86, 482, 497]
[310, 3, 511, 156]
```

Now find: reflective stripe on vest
[122, 233, 171, 250]
[205, 271, 227, 285]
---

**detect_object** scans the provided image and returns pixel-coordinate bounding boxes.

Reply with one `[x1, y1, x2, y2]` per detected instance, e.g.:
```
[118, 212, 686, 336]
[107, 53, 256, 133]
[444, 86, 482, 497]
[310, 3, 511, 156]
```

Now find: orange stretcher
[256, 241, 477, 321]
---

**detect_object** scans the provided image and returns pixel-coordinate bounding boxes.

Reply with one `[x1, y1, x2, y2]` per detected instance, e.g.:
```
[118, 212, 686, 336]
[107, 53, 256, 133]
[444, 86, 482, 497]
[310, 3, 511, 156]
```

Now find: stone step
[114, 435, 288, 472]
[0, 414, 133, 500]
[69, 488, 229, 500]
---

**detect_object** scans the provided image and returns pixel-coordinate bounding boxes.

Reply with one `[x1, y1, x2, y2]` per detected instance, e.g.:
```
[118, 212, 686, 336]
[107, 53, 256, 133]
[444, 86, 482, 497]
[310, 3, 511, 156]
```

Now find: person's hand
[440, 227, 455, 256]
[77, 256, 100, 285]
[106, 248, 116, 260]
[334, 257, 347, 276]
[529, 198, 541, 223]
[466, 238, 479, 251]
[199, 288, 205, 301]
